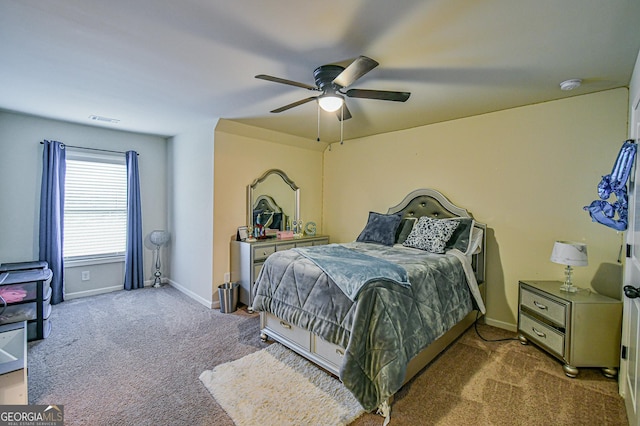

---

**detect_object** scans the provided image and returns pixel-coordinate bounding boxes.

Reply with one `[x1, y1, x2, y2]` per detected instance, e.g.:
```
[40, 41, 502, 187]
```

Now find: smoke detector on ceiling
[559, 79, 582, 91]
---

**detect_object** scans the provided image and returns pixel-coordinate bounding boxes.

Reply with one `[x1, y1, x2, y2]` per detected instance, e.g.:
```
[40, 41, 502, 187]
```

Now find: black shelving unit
[0, 261, 52, 341]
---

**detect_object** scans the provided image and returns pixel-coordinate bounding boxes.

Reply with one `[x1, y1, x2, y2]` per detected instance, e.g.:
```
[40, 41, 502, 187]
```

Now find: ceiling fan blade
[270, 96, 317, 113]
[332, 56, 379, 88]
[255, 74, 319, 91]
[335, 104, 352, 121]
[345, 88, 410, 102]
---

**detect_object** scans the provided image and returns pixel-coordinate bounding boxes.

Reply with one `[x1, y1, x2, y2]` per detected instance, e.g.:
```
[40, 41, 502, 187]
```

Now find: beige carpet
[26, 286, 627, 425]
[200, 342, 365, 426]
[350, 324, 628, 426]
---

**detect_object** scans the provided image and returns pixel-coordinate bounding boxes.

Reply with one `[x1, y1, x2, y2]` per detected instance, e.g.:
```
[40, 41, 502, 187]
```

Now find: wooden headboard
[387, 188, 486, 283]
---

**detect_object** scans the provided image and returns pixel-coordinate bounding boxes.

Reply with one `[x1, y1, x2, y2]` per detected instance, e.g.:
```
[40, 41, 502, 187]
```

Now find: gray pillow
[444, 218, 475, 253]
[402, 217, 459, 253]
[395, 217, 417, 244]
[356, 212, 403, 246]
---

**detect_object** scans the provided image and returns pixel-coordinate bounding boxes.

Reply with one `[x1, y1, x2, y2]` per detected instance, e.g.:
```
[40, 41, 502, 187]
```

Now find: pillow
[257, 211, 274, 228]
[402, 217, 459, 253]
[468, 227, 484, 255]
[443, 218, 475, 253]
[395, 217, 417, 244]
[356, 212, 403, 246]
[270, 212, 283, 230]
[252, 209, 264, 226]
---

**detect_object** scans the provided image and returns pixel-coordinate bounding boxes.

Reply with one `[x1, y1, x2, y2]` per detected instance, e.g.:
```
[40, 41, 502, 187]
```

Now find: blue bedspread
[293, 244, 410, 300]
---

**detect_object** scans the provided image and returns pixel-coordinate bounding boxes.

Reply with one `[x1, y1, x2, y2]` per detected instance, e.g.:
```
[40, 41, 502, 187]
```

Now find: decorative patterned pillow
[402, 217, 459, 253]
[356, 212, 403, 246]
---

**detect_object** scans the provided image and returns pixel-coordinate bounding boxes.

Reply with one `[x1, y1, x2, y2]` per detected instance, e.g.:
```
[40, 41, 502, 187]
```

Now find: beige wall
[323, 88, 628, 329]
[213, 121, 324, 303]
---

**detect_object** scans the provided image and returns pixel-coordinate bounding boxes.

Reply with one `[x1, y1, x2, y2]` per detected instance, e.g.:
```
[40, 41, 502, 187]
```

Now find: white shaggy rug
[199, 343, 365, 425]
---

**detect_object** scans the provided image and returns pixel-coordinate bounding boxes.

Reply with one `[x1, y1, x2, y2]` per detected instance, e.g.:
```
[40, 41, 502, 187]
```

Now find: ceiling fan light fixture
[318, 94, 344, 112]
[559, 79, 582, 91]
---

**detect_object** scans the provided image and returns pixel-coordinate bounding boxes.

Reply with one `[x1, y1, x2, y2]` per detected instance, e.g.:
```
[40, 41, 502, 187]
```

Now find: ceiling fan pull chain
[317, 103, 321, 142]
[340, 105, 344, 144]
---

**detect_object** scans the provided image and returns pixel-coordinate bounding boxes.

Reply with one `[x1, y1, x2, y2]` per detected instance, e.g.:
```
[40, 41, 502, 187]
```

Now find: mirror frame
[247, 169, 299, 230]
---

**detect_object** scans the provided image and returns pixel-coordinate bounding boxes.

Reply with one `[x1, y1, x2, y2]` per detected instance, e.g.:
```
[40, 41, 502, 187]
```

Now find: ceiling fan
[255, 56, 410, 121]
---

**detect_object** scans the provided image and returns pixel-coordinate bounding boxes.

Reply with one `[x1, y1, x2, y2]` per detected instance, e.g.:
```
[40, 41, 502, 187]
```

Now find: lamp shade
[149, 230, 170, 247]
[317, 94, 344, 112]
[550, 241, 588, 266]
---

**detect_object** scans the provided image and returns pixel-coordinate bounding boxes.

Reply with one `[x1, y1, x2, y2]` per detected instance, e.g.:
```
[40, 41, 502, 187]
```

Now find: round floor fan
[149, 230, 170, 288]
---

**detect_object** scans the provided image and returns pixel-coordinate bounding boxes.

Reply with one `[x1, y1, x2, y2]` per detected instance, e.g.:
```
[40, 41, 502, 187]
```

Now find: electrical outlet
[224, 272, 230, 283]
[81, 271, 90, 281]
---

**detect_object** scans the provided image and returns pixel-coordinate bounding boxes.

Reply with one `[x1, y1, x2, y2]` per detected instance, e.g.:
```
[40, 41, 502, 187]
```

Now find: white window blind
[63, 149, 127, 261]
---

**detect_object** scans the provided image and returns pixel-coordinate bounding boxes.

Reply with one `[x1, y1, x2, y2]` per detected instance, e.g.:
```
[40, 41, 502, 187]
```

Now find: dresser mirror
[247, 169, 299, 232]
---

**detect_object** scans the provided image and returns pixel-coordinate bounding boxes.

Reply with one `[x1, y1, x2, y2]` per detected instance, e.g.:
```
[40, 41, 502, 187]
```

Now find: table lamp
[550, 241, 588, 292]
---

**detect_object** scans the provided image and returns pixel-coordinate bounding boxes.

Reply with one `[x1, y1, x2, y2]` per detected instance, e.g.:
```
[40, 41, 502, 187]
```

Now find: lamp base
[559, 265, 577, 292]
[559, 283, 578, 293]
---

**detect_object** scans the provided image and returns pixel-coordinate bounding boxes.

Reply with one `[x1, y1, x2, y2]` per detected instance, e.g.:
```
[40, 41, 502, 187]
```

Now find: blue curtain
[39, 140, 66, 305]
[124, 151, 144, 290]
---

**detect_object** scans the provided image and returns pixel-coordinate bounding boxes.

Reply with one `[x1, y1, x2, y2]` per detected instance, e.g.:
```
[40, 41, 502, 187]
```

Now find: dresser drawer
[519, 312, 565, 357]
[276, 242, 296, 251]
[312, 335, 345, 369]
[264, 313, 310, 351]
[253, 263, 264, 282]
[253, 245, 276, 261]
[520, 286, 567, 327]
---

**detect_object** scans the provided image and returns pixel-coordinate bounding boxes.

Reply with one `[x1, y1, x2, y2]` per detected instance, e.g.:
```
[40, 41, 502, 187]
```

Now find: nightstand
[517, 280, 622, 378]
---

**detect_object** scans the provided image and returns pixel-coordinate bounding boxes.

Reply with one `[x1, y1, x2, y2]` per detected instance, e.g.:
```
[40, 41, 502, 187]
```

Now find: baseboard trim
[66, 280, 159, 300]
[65, 285, 123, 300]
[484, 316, 517, 332]
[167, 279, 214, 309]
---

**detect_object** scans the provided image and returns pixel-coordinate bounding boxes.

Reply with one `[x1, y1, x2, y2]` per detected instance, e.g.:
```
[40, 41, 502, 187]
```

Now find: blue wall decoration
[584, 139, 637, 231]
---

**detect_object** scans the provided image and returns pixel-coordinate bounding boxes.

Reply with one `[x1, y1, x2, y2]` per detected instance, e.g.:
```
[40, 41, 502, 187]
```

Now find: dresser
[517, 280, 622, 378]
[230, 235, 329, 311]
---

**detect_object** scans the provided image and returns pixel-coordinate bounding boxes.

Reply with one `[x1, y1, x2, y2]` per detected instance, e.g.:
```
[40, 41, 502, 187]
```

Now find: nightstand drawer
[520, 286, 567, 327]
[519, 313, 565, 357]
[253, 245, 276, 261]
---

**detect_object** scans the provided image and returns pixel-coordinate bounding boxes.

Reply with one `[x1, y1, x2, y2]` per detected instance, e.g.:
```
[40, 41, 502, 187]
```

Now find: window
[63, 149, 127, 261]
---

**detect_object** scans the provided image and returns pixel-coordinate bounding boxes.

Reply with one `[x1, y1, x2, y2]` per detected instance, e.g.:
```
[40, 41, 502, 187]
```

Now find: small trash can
[218, 282, 239, 313]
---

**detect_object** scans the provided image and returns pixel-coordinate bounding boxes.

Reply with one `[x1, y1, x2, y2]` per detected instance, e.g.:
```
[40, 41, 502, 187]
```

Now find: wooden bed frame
[259, 188, 487, 407]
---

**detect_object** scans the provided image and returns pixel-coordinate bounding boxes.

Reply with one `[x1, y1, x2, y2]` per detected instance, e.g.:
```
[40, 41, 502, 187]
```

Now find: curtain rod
[40, 141, 138, 156]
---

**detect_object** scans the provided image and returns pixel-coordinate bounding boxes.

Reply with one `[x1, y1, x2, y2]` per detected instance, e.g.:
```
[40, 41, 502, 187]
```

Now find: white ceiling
[1, 0, 639, 143]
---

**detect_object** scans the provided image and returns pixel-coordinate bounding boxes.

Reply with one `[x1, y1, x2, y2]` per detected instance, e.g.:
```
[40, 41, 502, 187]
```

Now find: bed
[251, 188, 487, 417]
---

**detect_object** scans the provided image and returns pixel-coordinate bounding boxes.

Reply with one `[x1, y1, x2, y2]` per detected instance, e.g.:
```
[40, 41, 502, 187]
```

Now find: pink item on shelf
[277, 230, 294, 240]
[0, 287, 28, 303]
